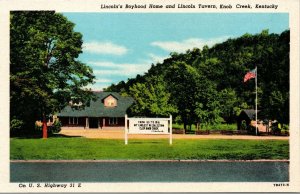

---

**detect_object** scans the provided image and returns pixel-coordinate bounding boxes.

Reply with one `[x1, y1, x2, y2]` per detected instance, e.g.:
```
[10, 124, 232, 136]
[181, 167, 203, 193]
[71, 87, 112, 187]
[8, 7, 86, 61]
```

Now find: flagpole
[255, 66, 258, 136]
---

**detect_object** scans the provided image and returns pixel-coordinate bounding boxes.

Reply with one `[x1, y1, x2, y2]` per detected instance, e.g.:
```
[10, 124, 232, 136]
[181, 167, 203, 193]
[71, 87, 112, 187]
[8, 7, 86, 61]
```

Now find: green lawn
[10, 137, 289, 160]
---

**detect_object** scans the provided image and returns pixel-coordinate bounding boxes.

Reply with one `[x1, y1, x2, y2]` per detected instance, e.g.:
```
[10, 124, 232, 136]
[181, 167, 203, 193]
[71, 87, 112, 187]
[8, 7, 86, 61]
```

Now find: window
[107, 99, 115, 106]
[109, 117, 118, 125]
[104, 95, 117, 107]
[69, 117, 78, 125]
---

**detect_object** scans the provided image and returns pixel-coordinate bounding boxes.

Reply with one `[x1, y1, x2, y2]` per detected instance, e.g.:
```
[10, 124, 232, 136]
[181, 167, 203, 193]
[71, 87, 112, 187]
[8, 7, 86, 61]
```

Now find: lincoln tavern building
[57, 92, 134, 129]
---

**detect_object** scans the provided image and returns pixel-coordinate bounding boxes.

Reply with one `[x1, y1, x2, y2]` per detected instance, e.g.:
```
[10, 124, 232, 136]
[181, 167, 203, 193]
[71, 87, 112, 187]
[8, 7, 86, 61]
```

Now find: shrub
[10, 118, 24, 132]
[241, 121, 247, 130]
[11, 119, 43, 137]
[35, 121, 42, 131]
[271, 124, 281, 134]
[280, 124, 289, 136]
[200, 123, 236, 131]
[282, 124, 289, 130]
[247, 125, 256, 135]
[173, 123, 238, 131]
[50, 120, 62, 133]
[34, 120, 62, 135]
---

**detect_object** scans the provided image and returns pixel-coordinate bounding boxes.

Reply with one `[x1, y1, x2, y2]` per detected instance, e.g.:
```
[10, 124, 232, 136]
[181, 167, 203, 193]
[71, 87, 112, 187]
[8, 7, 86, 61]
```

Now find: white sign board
[125, 115, 172, 145]
[128, 118, 169, 134]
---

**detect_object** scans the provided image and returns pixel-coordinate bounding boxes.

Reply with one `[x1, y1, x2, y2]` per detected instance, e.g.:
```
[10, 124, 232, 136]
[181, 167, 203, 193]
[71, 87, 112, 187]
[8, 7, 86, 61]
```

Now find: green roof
[238, 109, 261, 120]
[57, 92, 134, 117]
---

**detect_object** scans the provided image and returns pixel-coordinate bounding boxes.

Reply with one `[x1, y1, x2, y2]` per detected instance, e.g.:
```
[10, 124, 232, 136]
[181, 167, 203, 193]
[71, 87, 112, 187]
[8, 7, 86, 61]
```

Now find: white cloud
[90, 61, 151, 77]
[84, 61, 153, 91]
[148, 53, 168, 63]
[151, 37, 229, 53]
[95, 78, 113, 83]
[91, 61, 120, 68]
[93, 70, 126, 76]
[83, 41, 128, 56]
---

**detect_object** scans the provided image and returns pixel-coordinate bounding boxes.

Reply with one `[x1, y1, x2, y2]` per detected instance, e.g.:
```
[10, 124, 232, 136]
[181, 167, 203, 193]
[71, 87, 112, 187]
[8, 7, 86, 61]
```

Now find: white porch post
[85, 117, 89, 129]
[103, 118, 106, 127]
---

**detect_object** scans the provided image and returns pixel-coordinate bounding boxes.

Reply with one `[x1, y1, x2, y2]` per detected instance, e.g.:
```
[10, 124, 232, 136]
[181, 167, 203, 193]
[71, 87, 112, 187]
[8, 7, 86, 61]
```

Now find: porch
[58, 116, 125, 129]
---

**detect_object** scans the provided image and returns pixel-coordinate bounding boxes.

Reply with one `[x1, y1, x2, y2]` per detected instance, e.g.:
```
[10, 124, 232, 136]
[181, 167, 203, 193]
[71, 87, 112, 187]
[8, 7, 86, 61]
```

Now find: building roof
[57, 92, 134, 117]
[238, 109, 261, 120]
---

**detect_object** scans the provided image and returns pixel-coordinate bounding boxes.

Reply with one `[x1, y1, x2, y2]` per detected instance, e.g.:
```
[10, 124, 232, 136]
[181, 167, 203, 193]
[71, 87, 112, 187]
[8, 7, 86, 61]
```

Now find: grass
[10, 137, 289, 160]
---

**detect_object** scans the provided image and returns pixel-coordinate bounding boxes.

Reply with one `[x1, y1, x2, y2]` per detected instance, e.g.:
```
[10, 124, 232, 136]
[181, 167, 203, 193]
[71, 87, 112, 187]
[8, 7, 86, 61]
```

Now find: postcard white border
[0, 0, 299, 192]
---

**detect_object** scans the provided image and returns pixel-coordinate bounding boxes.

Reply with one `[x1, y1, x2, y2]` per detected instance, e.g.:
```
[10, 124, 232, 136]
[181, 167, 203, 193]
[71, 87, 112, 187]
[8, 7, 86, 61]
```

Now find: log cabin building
[57, 92, 134, 129]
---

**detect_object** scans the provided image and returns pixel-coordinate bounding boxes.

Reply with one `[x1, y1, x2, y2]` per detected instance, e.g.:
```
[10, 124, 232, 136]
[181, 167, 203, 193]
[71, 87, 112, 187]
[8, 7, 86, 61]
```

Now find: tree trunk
[183, 122, 187, 134]
[42, 114, 47, 139]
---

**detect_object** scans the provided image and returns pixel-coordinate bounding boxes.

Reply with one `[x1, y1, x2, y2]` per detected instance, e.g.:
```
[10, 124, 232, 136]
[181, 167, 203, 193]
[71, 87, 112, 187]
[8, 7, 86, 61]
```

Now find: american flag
[244, 68, 256, 82]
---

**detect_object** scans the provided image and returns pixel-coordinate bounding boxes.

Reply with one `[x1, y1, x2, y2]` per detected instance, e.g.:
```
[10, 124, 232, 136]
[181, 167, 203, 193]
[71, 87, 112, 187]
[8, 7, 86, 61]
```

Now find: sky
[62, 13, 289, 91]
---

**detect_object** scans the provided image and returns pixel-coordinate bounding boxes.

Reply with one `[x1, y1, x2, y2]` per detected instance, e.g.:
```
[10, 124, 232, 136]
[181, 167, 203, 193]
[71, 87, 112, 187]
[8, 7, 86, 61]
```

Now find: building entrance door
[89, 117, 99, 128]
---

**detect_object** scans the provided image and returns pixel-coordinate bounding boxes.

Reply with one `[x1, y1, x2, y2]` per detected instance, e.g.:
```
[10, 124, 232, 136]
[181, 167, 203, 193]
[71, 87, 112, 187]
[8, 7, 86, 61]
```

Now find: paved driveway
[59, 128, 289, 140]
[10, 160, 289, 182]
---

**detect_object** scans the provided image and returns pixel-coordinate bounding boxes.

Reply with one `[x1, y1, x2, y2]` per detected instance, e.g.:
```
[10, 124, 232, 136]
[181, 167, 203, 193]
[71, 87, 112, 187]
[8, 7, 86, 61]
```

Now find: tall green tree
[128, 76, 177, 117]
[10, 11, 95, 136]
[165, 62, 201, 130]
[218, 88, 240, 123]
[193, 72, 223, 129]
[105, 30, 290, 125]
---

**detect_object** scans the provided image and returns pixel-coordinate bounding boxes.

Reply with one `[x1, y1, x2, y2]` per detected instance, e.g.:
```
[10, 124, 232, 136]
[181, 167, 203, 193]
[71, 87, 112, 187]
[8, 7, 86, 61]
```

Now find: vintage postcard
[0, 0, 299, 192]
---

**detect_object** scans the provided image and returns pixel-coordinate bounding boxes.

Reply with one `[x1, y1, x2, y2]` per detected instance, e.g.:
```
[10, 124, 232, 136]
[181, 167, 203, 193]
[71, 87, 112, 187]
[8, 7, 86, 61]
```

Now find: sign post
[125, 114, 128, 145]
[169, 115, 172, 145]
[125, 115, 172, 145]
